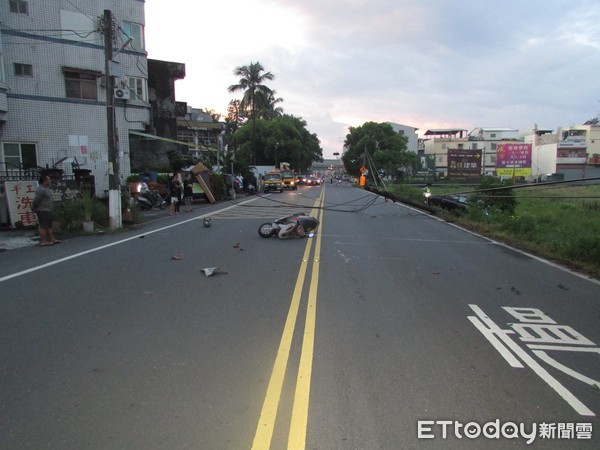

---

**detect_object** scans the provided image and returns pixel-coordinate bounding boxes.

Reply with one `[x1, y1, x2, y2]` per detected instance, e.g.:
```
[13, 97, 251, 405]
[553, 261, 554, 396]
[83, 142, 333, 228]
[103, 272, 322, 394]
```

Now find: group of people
[168, 173, 194, 215]
[139, 172, 194, 214]
[30, 171, 199, 248]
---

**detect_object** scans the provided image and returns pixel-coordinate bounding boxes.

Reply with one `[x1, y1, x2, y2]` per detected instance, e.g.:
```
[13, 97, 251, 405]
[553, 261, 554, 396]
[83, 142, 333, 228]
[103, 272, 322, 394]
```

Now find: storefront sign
[4, 181, 38, 228]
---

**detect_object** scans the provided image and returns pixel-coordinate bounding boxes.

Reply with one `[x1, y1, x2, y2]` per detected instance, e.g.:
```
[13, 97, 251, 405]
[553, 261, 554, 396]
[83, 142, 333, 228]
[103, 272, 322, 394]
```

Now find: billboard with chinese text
[496, 143, 532, 177]
[447, 149, 481, 178]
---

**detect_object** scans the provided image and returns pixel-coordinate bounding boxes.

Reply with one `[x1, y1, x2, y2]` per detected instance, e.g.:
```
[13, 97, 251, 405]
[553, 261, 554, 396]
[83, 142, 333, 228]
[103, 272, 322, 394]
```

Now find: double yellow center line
[252, 188, 325, 450]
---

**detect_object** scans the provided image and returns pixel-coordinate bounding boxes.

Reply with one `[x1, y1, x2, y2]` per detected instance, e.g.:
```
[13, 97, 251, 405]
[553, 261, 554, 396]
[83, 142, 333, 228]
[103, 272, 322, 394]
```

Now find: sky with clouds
[144, 0, 600, 158]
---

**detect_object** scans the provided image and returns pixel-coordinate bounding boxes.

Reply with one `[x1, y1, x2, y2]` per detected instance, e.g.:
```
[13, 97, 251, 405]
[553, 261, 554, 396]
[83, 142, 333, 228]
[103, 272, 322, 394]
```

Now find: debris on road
[201, 267, 228, 277]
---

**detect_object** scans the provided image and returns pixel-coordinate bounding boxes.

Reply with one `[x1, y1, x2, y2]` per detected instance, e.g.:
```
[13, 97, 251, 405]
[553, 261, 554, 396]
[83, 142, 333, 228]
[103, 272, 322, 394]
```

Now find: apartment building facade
[0, 0, 150, 196]
[421, 124, 600, 181]
[386, 122, 419, 153]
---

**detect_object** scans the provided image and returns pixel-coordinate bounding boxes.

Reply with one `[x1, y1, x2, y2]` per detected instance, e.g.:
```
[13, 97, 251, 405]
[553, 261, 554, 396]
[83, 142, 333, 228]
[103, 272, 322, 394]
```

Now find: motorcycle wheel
[258, 223, 277, 238]
[158, 200, 167, 210]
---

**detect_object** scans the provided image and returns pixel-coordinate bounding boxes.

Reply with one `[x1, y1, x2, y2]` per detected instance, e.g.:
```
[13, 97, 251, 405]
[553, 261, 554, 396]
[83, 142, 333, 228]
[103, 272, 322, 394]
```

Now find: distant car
[297, 175, 307, 185]
[429, 194, 469, 211]
[305, 176, 321, 186]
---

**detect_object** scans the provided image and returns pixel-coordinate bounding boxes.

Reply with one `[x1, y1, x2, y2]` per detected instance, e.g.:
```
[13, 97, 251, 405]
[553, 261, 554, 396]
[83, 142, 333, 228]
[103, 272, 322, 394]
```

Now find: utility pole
[103, 9, 122, 229]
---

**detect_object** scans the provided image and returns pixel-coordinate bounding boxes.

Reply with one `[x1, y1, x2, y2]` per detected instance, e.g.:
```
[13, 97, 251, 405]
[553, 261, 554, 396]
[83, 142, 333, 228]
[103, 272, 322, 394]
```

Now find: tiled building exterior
[0, 0, 150, 196]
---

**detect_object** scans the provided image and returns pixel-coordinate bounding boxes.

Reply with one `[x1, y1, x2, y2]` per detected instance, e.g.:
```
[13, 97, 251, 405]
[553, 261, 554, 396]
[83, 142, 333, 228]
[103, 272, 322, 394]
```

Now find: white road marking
[0, 199, 257, 284]
[533, 350, 600, 387]
[468, 304, 595, 417]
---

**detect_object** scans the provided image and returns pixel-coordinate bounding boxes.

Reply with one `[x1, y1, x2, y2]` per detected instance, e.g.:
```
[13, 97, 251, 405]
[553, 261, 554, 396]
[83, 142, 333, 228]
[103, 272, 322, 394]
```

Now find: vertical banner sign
[5, 181, 39, 228]
[496, 144, 532, 177]
[420, 154, 436, 172]
[447, 149, 482, 178]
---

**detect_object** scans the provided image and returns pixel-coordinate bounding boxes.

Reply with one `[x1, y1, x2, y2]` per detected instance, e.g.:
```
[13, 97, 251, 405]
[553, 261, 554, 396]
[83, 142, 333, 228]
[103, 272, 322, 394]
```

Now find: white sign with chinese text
[4, 181, 39, 228]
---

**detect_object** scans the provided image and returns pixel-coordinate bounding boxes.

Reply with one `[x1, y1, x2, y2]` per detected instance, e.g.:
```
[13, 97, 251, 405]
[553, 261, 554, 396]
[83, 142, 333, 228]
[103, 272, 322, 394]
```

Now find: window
[177, 129, 195, 143]
[64, 71, 97, 100]
[9, 0, 28, 14]
[14, 63, 33, 77]
[128, 76, 147, 101]
[490, 133, 497, 138]
[0, 54, 6, 83]
[2, 143, 37, 170]
[122, 22, 145, 51]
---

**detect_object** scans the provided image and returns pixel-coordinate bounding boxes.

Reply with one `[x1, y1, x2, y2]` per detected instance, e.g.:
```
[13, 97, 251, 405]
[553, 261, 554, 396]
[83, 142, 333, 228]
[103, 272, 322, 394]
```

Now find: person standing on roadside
[183, 173, 194, 212]
[32, 174, 61, 246]
[423, 183, 432, 205]
[169, 173, 182, 215]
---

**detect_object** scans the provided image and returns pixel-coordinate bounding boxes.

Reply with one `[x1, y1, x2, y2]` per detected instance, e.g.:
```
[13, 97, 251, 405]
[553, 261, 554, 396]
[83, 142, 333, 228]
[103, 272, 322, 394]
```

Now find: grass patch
[386, 182, 600, 279]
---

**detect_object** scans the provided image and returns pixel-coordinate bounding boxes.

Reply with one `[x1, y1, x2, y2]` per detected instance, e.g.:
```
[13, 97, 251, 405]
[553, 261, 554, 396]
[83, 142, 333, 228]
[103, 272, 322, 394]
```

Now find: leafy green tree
[228, 115, 322, 170]
[342, 122, 416, 180]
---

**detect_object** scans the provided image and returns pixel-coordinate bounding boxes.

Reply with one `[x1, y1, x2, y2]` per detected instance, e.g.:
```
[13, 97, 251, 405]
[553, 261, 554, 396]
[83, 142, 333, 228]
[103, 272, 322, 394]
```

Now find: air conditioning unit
[114, 88, 130, 100]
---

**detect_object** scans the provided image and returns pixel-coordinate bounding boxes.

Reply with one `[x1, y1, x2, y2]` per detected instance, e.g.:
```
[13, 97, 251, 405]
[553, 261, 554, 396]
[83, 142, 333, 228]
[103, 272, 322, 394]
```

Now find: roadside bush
[52, 199, 83, 232]
[92, 200, 109, 227]
[472, 176, 516, 214]
[212, 174, 227, 200]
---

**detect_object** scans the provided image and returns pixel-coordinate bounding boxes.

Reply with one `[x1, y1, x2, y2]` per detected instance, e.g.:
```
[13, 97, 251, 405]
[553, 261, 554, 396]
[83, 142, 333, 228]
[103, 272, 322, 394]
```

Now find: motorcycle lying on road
[136, 190, 168, 210]
[258, 213, 319, 239]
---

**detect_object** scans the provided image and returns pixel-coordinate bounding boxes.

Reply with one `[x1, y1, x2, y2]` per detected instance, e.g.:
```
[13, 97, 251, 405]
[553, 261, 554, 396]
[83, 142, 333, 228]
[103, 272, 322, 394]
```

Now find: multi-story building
[0, 0, 150, 196]
[386, 122, 419, 153]
[421, 124, 600, 181]
[521, 124, 600, 181]
[467, 128, 521, 176]
[420, 129, 468, 178]
[176, 107, 224, 163]
[561, 118, 600, 162]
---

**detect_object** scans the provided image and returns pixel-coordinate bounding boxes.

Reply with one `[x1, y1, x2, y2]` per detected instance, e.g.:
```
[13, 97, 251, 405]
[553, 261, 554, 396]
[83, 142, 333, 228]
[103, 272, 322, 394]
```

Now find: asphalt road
[1, 183, 598, 449]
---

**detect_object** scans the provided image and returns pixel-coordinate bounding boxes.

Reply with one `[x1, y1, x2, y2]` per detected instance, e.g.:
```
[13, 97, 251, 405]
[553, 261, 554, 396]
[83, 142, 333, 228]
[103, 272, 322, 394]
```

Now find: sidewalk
[0, 205, 205, 251]
[0, 227, 39, 251]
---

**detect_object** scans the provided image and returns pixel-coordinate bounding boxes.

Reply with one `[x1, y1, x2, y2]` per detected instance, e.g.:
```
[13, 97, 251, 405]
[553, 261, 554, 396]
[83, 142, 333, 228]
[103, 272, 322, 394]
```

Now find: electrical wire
[417, 176, 600, 200]
[224, 187, 387, 213]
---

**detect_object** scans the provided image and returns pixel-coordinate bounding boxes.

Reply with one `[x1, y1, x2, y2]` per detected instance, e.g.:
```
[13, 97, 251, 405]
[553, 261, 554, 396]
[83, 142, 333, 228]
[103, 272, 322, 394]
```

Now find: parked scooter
[258, 213, 319, 239]
[136, 190, 167, 210]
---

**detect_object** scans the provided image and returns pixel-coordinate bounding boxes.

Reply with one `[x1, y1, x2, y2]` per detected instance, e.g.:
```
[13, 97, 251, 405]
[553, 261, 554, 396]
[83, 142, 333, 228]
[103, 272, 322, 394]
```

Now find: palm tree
[228, 62, 275, 165]
[228, 62, 275, 120]
[260, 90, 284, 119]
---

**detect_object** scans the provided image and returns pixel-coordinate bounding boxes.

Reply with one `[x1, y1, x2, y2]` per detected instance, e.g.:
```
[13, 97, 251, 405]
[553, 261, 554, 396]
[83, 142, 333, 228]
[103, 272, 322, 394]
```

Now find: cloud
[145, 0, 600, 157]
